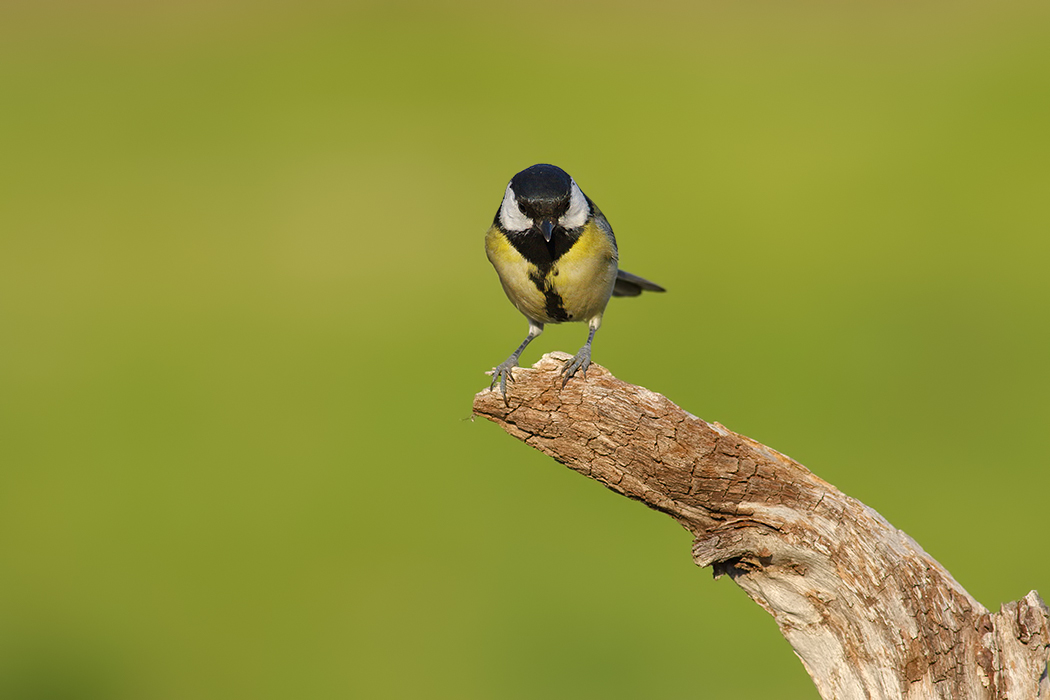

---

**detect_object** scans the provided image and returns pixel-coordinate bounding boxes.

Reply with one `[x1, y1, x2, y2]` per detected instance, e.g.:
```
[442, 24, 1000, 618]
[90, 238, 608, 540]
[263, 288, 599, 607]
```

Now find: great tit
[485, 163, 665, 400]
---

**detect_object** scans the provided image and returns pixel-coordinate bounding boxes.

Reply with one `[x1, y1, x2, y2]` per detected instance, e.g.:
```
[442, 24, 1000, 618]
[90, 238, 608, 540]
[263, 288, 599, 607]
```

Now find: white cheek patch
[559, 179, 589, 229]
[499, 184, 532, 232]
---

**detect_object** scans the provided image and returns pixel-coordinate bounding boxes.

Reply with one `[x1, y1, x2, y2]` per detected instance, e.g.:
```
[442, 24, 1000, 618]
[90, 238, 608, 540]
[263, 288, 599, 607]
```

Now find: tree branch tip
[472, 354, 1050, 698]
[474, 352, 617, 415]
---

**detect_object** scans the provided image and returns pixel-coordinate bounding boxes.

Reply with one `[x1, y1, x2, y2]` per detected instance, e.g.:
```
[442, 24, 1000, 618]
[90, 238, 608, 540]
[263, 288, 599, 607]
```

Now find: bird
[485, 163, 665, 400]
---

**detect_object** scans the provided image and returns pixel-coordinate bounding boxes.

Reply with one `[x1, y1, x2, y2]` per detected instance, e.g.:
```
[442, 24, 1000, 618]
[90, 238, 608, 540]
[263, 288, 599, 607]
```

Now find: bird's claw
[490, 361, 517, 403]
[560, 348, 591, 387]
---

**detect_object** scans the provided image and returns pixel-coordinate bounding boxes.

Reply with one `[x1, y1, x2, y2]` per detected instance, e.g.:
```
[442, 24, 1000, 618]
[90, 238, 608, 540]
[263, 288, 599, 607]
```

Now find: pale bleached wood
[474, 353, 1049, 700]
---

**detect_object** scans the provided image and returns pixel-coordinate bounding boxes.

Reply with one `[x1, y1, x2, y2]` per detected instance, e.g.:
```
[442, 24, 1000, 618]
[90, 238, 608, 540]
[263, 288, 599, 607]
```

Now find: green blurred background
[2, 1, 1048, 698]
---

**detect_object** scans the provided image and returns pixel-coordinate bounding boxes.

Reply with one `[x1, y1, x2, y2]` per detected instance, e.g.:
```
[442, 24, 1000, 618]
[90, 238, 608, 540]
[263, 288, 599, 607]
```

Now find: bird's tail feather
[613, 269, 666, 297]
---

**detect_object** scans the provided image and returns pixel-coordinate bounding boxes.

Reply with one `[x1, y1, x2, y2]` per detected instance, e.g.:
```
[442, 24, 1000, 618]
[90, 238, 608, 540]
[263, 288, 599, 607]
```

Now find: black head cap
[510, 164, 573, 219]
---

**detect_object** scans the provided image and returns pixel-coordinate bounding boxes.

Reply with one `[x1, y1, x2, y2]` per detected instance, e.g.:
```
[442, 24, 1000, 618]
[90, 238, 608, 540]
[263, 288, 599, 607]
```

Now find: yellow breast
[485, 225, 549, 322]
[486, 220, 618, 325]
[548, 220, 618, 322]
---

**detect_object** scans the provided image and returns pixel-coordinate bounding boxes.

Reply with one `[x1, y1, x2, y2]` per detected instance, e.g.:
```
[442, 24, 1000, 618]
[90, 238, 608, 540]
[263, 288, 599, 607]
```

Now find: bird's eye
[499, 184, 533, 232]
[558, 180, 589, 229]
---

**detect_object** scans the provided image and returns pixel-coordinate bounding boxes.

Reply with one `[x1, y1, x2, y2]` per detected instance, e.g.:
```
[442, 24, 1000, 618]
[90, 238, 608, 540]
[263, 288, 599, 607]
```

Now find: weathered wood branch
[474, 353, 1049, 700]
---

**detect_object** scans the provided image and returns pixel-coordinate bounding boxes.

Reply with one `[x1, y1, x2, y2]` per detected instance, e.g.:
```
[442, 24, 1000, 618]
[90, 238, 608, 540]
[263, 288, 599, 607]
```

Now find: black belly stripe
[511, 227, 581, 323]
[545, 293, 570, 322]
[505, 226, 582, 274]
[524, 269, 570, 322]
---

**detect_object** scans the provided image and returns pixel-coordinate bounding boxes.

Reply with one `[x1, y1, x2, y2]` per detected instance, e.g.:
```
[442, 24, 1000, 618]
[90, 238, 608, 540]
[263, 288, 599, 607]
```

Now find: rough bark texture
[474, 353, 1049, 700]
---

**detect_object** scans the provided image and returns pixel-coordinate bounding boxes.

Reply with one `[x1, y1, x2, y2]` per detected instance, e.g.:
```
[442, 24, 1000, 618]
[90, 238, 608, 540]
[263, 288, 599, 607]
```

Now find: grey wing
[613, 269, 666, 297]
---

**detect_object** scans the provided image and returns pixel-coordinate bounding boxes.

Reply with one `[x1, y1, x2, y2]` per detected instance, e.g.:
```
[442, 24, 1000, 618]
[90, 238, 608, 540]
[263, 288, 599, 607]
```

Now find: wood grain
[474, 353, 1049, 699]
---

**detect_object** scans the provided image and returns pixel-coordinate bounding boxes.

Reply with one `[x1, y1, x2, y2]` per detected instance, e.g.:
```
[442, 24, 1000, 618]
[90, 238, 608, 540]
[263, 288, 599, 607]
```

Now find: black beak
[538, 219, 554, 242]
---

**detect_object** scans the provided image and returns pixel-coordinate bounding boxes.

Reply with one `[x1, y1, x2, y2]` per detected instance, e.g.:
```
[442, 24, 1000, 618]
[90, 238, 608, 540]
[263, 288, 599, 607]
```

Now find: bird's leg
[491, 320, 544, 402]
[561, 319, 600, 386]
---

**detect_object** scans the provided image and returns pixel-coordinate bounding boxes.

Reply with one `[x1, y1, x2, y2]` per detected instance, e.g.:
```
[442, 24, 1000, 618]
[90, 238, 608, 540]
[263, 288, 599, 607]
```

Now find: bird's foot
[560, 346, 591, 387]
[489, 358, 518, 403]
